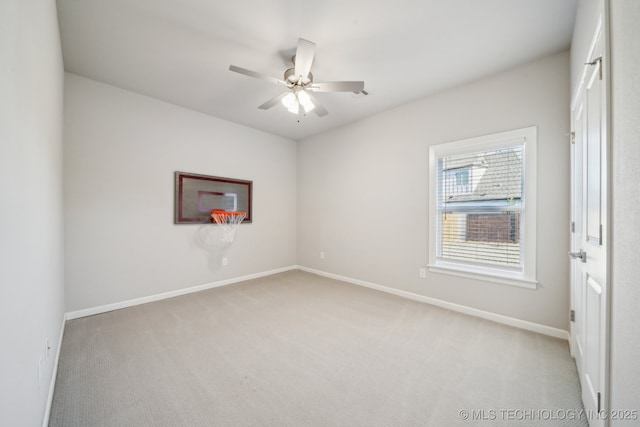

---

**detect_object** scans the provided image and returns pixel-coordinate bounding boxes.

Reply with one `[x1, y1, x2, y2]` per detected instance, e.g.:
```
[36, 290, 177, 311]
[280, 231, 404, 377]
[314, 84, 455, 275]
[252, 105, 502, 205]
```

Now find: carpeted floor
[49, 270, 587, 426]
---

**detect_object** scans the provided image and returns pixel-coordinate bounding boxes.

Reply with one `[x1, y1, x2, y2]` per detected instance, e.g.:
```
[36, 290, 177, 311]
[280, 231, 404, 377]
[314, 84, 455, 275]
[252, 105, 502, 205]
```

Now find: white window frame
[428, 126, 538, 289]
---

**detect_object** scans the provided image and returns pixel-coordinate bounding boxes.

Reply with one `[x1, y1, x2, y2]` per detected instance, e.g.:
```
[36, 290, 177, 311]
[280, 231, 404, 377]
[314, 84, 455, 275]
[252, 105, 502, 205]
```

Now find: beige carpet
[50, 270, 587, 426]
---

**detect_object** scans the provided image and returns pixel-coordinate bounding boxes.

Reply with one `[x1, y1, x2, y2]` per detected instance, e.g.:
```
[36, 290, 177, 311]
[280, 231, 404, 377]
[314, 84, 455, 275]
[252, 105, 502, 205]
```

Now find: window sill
[427, 263, 537, 290]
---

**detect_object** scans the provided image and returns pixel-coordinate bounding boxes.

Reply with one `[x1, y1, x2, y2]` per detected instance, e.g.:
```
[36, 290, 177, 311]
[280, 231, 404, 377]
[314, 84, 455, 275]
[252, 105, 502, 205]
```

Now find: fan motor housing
[284, 68, 313, 86]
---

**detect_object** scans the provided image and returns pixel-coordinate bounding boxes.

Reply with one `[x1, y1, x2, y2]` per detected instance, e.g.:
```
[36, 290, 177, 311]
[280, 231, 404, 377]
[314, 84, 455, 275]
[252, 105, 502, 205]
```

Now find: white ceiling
[57, 0, 578, 141]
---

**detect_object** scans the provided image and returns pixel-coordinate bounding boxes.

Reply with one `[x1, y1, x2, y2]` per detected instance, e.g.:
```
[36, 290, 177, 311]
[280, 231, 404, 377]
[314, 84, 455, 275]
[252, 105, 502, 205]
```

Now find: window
[445, 168, 472, 195]
[428, 127, 537, 288]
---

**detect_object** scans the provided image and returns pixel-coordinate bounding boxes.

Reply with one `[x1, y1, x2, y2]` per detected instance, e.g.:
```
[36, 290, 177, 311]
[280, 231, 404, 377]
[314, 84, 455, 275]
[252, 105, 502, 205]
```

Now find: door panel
[584, 275, 602, 415]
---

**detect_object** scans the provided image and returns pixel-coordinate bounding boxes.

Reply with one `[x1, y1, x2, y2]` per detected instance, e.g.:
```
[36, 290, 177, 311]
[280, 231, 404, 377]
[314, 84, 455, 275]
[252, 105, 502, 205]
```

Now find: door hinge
[586, 56, 603, 80]
[570, 310, 575, 322]
[570, 131, 575, 144]
[597, 391, 601, 412]
[598, 60, 603, 80]
[599, 224, 603, 245]
[571, 222, 575, 233]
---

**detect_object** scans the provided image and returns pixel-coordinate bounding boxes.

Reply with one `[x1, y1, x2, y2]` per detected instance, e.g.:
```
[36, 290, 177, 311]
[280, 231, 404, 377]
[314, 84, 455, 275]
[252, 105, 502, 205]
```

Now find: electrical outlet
[320, 251, 325, 259]
[222, 257, 228, 266]
[419, 268, 426, 279]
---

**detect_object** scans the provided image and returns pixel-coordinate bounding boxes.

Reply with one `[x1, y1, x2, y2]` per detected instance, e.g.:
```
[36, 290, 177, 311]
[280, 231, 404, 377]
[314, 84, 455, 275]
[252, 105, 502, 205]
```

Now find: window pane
[439, 146, 523, 205]
[440, 212, 521, 267]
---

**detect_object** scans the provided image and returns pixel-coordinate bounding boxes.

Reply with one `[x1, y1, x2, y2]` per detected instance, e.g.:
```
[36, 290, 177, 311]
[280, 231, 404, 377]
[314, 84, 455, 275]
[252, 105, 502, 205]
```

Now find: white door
[570, 21, 609, 427]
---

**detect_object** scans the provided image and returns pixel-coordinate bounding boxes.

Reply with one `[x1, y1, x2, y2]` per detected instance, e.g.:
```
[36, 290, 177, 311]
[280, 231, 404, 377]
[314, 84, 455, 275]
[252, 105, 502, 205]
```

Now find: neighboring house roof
[442, 148, 522, 204]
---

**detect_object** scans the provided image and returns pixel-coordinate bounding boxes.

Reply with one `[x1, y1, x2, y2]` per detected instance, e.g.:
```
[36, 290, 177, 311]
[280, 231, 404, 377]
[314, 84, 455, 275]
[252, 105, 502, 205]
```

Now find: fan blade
[308, 81, 365, 93]
[294, 38, 316, 82]
[305, 92, 328, 117]
[258, 92, 289, 110]
[229, 65, 287, 86]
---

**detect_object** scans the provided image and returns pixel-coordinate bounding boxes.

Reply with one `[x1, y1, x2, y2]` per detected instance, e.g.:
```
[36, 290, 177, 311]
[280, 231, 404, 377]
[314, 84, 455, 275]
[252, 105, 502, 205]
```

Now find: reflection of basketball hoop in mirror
[210, 210, 246, 243]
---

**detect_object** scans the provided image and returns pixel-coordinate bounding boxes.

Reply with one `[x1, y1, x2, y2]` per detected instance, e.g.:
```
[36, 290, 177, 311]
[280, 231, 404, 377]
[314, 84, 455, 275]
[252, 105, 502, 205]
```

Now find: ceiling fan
[229, 38, 366, 117]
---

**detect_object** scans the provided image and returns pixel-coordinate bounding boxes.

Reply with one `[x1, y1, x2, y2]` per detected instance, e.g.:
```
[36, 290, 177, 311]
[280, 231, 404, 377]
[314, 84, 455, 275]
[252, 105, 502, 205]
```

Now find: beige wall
[609, 0, 640, 419]
[298, 51, 571, 330]
[63, 74, 298, 312]
[0, 0, 66, 425]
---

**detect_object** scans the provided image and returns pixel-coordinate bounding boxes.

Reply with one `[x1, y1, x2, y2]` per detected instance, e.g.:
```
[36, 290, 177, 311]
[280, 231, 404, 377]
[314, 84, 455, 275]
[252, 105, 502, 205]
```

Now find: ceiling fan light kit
[282, 89, 315, 114]
[229, 38, 366, 117]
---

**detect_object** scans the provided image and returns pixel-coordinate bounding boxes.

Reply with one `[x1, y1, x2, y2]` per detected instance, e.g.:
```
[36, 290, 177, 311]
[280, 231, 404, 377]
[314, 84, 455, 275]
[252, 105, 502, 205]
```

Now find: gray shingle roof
[442, 148, 522, 203]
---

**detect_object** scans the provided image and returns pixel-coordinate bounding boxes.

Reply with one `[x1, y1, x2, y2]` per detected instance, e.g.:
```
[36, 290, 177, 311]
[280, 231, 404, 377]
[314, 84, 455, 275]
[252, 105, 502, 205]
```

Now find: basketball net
[210, 210, 247, 243]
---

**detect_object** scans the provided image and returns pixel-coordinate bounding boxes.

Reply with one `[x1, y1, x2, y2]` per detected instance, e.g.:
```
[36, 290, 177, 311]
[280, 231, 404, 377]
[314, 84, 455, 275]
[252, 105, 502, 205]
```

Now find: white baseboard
[298, 266, 570, 341]
[65, 266, 298, 320]
[64, 264, 569, 341]
[42, 313, 66, 427]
